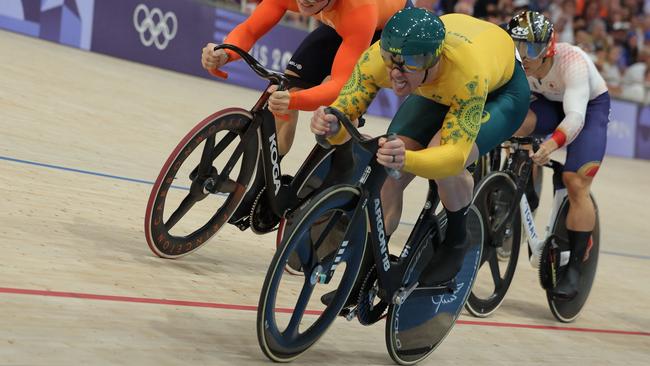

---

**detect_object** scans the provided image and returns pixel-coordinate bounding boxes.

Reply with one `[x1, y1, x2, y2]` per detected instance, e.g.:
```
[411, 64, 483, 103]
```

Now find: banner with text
[5, 0, 650, 153]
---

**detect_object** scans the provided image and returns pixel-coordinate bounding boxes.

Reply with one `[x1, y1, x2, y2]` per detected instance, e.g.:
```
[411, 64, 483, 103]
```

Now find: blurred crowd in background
[210, 0, 650, 104]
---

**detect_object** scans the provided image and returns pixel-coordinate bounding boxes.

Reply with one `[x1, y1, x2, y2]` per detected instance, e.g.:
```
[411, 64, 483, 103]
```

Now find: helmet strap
[422, 68, 429, 84]
[315, 0, 332, 15]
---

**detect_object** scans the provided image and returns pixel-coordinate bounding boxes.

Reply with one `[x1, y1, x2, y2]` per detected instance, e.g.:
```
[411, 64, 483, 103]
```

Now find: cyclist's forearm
[552, 111, 584, 147]
[223, 0, 285, 61]
[403, 145, 467, 180]
[288, 80, 345, 111]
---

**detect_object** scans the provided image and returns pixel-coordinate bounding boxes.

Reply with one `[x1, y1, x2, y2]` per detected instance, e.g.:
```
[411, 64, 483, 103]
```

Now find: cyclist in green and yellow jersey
[311, 8, 530, 285]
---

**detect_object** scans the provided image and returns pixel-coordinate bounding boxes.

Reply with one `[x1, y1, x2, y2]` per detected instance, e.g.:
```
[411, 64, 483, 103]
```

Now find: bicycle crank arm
[393, 280, 456, 305]
[202, 176, 240, 195]
[392, 282, 419, 305]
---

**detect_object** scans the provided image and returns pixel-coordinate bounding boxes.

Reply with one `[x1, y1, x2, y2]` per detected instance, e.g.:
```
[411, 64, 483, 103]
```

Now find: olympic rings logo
[133, 4, 178, 50]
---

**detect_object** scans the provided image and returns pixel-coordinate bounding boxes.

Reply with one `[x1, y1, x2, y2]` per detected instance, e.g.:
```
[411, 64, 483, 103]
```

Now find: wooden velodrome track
[1, 30, 649, 365]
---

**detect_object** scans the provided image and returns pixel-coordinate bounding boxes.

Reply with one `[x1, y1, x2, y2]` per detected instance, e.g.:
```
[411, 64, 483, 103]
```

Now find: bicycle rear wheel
[144, 108, 259, 258]
[257, 185, 367, 362]
[386, 205, 483, 365]
[545, 195, 600, 322]
[466, 172, 521, 317]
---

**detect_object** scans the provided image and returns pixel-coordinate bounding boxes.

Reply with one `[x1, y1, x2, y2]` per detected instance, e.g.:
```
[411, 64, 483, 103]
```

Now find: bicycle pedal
[392, 281, 419, 305]
[342, 307, 357, 321]
[230, 216, 251, 231]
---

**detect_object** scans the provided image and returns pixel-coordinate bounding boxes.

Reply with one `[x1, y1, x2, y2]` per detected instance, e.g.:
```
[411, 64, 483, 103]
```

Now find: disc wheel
[545, 195, 600, 323]
[466, 172, 521, 318]
[257, 186, 367, 362]
[386, 205, 484, 365]
[144, 108, 259, 258]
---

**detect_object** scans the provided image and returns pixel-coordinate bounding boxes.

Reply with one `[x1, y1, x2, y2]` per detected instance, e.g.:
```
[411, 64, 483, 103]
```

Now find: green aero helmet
[380, 7, 445, 73]
[508, 10, 555, 59]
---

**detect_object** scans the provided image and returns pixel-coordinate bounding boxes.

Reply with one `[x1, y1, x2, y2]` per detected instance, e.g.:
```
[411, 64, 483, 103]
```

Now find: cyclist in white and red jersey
[508, 11, 610, 300]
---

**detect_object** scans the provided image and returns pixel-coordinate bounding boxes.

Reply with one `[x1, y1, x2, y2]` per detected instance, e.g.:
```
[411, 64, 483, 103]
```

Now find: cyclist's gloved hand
[267, 85, 292, 115]
[531, 138, 558, 166]
[310, 106, 339, 136]
[377, 136, 405, 170]
[202, 43, 229, 71]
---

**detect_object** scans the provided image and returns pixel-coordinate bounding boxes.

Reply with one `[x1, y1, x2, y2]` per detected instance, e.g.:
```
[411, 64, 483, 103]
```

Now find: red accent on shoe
[583, 236, 593, 262]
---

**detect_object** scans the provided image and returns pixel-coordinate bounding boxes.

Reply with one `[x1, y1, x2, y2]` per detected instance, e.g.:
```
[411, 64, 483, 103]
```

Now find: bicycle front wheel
[144, 108, 259, 258]
[257, 185, 367, 362]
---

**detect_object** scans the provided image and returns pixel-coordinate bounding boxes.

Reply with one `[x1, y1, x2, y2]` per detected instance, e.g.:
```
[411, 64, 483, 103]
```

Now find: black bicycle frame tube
[257, 107, 299, 217]
[549, 160, 566, 192]
[492, 146, 534, 243]
[398, 180, 441, 260]
[359, 158, 411, 299]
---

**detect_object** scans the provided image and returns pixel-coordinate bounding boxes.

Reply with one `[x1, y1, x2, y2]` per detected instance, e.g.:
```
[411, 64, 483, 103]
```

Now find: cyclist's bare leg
[419, 133, 480, 286]
[513, 109, 537, 137]
[563, 171, 596, 231]
[381, 136, 422, 235]
[273, 69, 302, 156]
[553, 170, 596, 298]
[428, 133, 479, 210]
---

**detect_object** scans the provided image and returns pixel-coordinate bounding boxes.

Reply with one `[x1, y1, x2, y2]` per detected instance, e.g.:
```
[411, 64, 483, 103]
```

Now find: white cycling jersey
[528, 43, 608, 146]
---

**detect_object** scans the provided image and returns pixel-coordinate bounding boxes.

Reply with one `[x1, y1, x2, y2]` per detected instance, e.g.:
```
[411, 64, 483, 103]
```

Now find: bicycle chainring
[356, 264, 388, 325]
[250, 187, 281, 234]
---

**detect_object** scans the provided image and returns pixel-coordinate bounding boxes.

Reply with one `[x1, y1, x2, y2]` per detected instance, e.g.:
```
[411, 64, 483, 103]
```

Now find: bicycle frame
[204, 44, 331, 220]
[491, 137, 570, 267]
[519, 160, 571, 267]
[319, 108, 446, 304]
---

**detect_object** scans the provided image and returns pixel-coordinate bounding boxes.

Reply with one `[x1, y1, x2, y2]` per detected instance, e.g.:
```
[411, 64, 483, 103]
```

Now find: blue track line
[0, 156, 189, 191]
[3, 155, 649, 261]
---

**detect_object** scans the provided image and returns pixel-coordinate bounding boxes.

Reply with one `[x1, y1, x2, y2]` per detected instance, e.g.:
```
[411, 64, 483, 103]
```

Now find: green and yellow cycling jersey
[330, 13, 517, 179]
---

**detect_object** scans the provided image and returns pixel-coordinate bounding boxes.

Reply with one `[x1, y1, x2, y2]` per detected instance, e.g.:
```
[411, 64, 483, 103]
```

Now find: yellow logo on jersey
[388, 47, 402, 54]
[481, 110, 491, 124]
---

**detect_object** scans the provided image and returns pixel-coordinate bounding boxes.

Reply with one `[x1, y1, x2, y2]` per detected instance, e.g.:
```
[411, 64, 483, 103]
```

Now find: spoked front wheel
[386, 205, 484, 365]
[466, 172, 521, 317]
[144, 108, 259, 258]
[544, 195, 600, 322]
[257, 186, 367, 362]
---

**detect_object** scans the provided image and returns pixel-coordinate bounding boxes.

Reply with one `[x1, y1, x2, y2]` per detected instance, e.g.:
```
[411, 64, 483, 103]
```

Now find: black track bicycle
[257, 107, 484, 364]
[144, 44, 356, 258]
[466, 136, 600, 322]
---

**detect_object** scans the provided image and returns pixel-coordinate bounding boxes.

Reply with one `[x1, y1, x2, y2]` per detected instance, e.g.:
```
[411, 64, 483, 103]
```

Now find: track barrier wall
[1, 0, 646, 159]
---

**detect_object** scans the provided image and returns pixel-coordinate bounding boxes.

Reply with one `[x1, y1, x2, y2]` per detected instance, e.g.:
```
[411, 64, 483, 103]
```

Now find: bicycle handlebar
[508, 136, 543, 152]
[211, 44, 289, 91]
[318, 107, 402, 179]
[315, 107, 364, 148]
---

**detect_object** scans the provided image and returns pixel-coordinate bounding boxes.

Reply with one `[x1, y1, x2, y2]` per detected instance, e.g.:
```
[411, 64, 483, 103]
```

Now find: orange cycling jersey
[223, 0, 404, 110]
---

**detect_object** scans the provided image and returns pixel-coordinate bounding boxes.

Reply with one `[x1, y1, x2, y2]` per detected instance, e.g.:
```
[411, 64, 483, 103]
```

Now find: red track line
[0, 287, 321, 315]
[1, 287, 647, 336]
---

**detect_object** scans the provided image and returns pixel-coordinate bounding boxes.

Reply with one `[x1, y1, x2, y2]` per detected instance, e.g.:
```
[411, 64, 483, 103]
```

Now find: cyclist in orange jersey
[201, 0, 409, 157]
